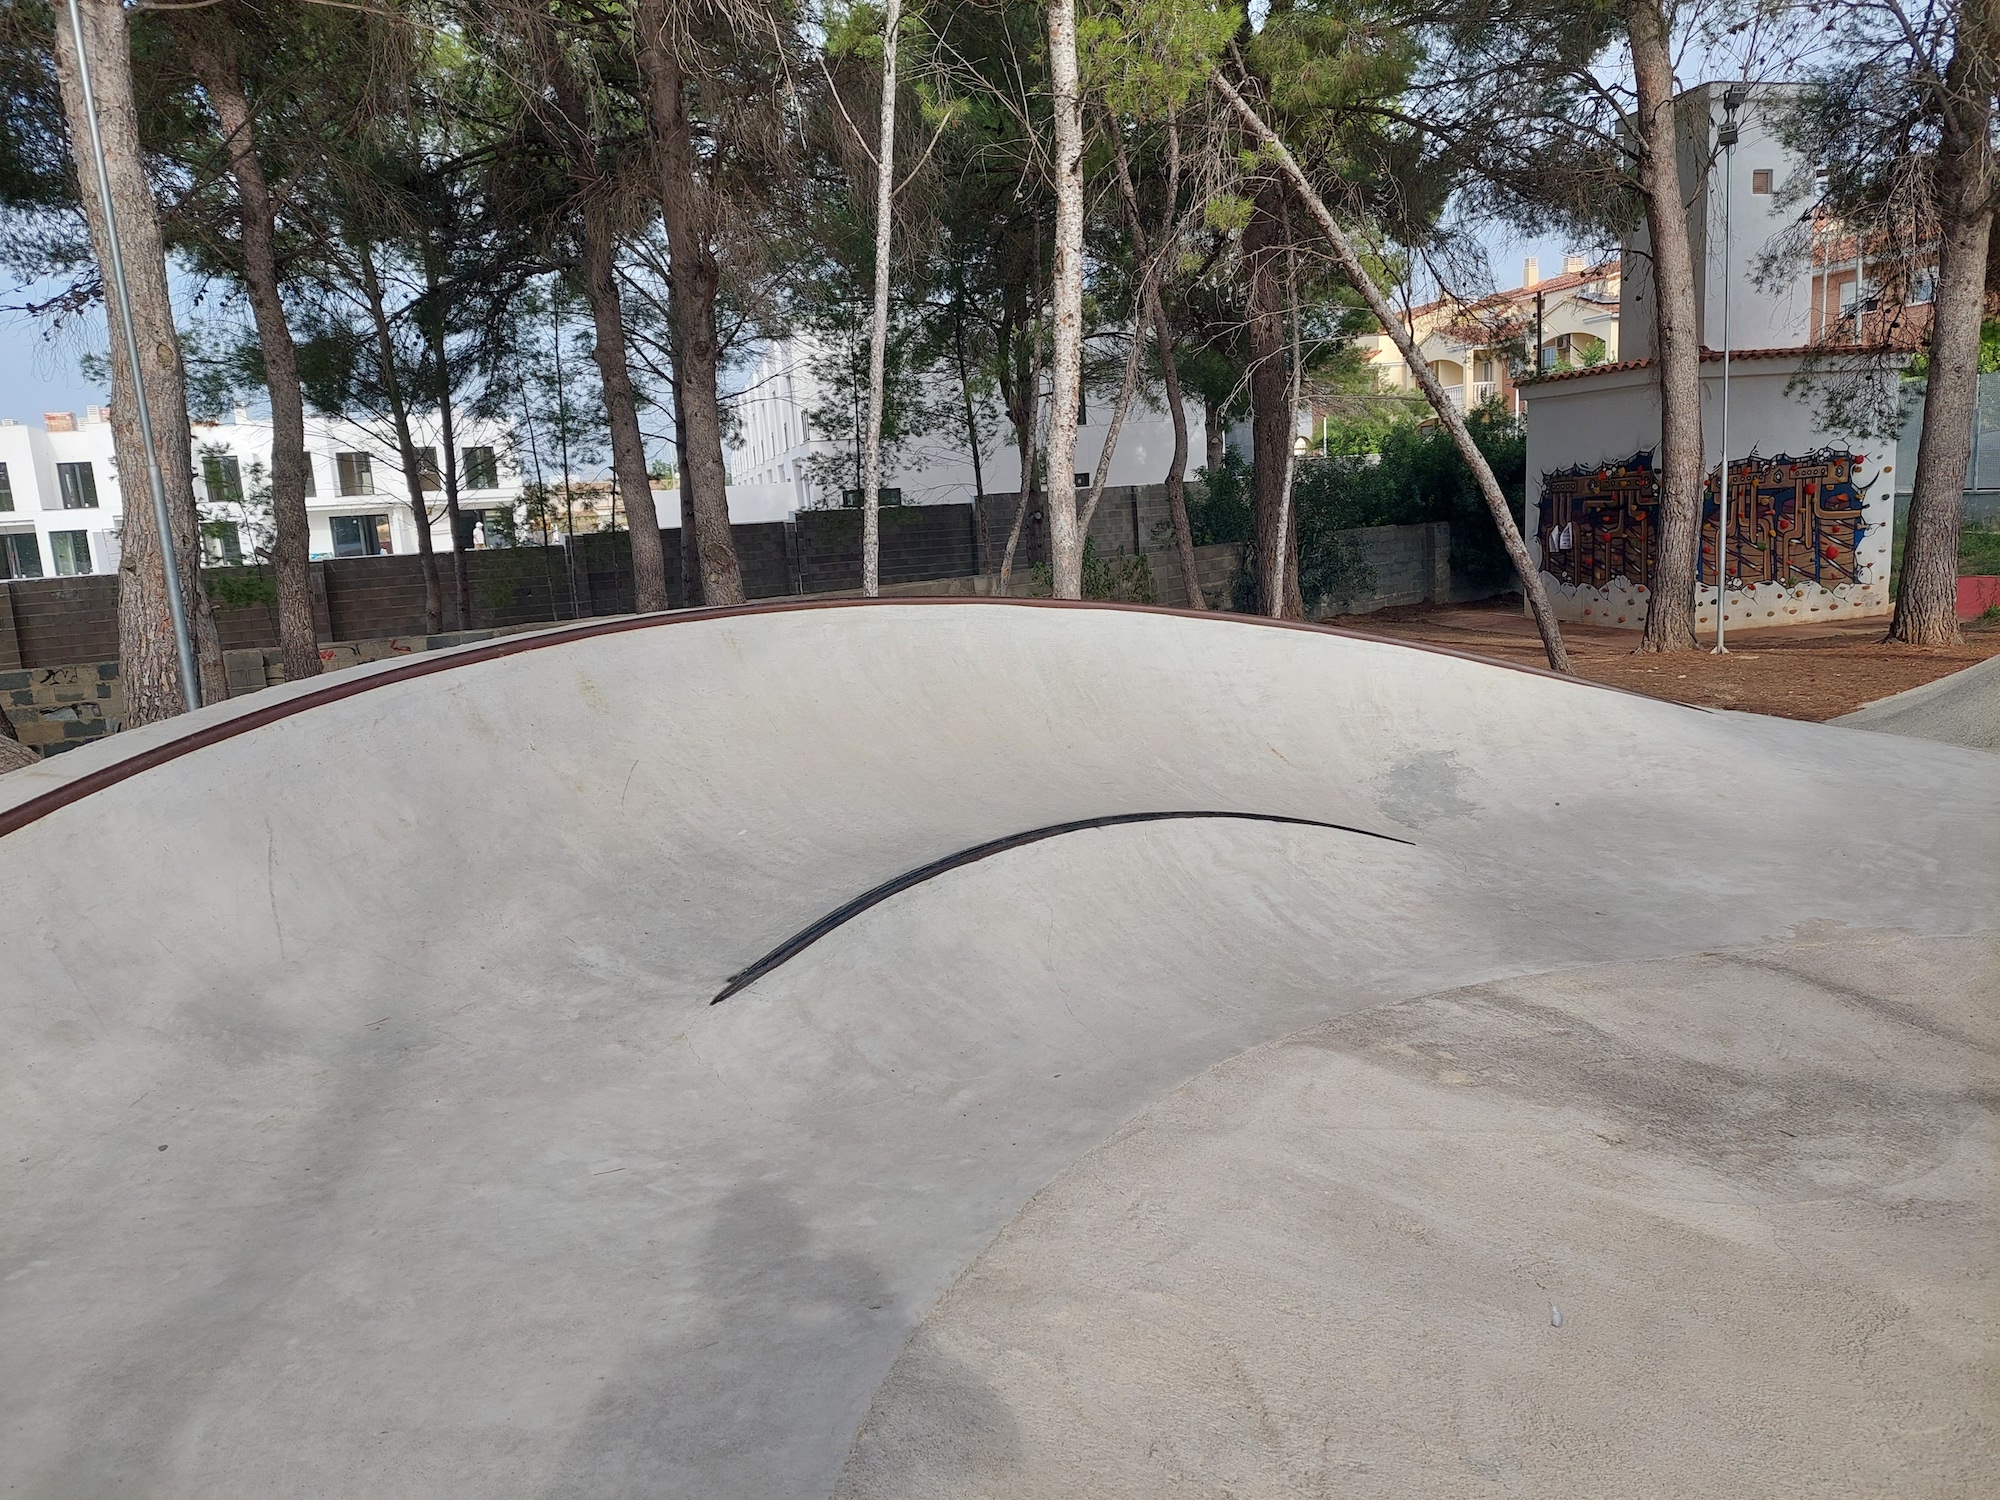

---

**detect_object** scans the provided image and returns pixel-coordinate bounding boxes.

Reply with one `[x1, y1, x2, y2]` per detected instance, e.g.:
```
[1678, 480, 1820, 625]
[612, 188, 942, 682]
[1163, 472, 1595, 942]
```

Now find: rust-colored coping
[0, 596, 1672, 841]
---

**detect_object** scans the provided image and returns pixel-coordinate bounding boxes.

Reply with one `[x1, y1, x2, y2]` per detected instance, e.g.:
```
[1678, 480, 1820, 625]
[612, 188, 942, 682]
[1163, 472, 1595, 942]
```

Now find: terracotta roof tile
[1521, 344, 1894, 384]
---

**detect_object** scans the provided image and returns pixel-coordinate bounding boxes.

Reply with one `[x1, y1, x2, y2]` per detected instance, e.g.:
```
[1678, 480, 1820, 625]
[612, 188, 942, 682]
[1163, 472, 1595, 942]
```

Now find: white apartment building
[727, 335, 1202, 521]
[0, 404, 522, 580]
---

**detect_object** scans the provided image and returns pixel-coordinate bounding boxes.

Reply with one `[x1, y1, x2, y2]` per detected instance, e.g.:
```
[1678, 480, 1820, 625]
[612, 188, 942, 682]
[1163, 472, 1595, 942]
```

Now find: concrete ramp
[1836, 650, 2000, 751]
[1, 601, 1993, 1497]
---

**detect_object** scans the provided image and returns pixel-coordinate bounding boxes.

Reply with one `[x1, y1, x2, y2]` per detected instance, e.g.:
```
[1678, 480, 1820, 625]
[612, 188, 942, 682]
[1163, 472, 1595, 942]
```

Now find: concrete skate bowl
[1, 599, 1993, 1499]
[1837, 649, 2000, 752]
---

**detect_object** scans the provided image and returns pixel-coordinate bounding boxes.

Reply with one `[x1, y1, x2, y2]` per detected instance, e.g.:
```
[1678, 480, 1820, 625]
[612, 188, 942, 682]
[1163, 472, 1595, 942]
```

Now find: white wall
[1621, 84, 1815, 361]
[728, 334, 1203, 514]
[1522, 356, 1896, 631]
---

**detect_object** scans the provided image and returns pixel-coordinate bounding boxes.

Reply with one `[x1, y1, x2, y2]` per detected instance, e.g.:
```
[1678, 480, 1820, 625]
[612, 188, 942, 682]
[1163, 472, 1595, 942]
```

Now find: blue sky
[0, 301, 106, 425]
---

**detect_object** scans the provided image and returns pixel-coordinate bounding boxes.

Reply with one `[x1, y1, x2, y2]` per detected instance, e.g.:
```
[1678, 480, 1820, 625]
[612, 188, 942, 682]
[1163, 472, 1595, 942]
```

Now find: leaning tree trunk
[182, 25, 319, 683]
[357, 246, 442, 633]
[1628, 0, 1704, 654]
[1890, 71, 1994, 643]
[0, 703, 33, 772]
[635, 0, 744, 605]
[1205, 400, 1226, 475]
[1043, 0, 1086, 599]
[580, 204, 671, 612]
[53, 0, 226, 721]
[1214, 70, 1571, 672]
[1077, 300, 1150, 539]
[859, 0, 902, 597]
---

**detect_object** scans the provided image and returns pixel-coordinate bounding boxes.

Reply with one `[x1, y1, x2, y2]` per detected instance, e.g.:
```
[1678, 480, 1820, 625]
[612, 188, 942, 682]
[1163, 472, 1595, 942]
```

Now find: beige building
[1357, 256, 1622, 414]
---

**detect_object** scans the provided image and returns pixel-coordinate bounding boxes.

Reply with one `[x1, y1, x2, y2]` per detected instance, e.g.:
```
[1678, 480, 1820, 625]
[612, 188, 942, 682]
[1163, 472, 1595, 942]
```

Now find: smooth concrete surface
[838, 931, 1997, 1498]
[1, 600, 1994, 1498]
[1837, 651, 2000, 751]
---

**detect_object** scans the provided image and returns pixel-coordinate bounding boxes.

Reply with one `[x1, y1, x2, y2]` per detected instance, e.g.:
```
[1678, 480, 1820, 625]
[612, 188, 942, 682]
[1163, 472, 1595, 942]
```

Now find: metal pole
[1714, 89, 1743, 654]
[64, 0, 199, 712]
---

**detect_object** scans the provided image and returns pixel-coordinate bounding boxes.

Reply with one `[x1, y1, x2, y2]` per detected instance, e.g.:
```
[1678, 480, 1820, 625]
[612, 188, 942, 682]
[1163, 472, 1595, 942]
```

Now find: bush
[1189, 405, 1527, 614]
[1028, 539, 1157, 603]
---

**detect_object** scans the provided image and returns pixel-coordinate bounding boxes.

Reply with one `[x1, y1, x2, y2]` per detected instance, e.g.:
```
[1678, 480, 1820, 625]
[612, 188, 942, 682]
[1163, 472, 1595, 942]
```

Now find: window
[417, 446, 442, 492]
[1, 531, 41, 578]
[203, 453, 243, 505]
[49, 530, 91, 575]
[1751, 169, 1773, 195]
[1075, 472, 1092, 488]
[462, 446, 498, 490]
[330, 513, 391, 557]
[336, 451, 374, 496]
[0, 461, 11, 511]
[202, 520, 244, 566]
[301, 455, 316, 497]
[1909, 264, 1939, 305]
[57, 461, 99, 509]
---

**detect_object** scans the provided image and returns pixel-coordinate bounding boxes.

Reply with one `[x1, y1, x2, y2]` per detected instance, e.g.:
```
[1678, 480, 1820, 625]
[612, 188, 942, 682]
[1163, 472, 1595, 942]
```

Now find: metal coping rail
[710, 810, 1414, 1004]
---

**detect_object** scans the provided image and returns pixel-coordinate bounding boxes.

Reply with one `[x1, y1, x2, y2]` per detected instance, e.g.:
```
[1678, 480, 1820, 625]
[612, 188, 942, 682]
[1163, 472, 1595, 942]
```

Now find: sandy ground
[1336, 596, 2000, 721]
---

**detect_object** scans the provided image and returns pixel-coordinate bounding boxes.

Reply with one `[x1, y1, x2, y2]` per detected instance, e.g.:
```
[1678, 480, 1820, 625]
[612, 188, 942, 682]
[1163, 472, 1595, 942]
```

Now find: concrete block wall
[794, 506, 978, 594]
[1, 662, 121, 755]
[1319, 523, 1454, 617]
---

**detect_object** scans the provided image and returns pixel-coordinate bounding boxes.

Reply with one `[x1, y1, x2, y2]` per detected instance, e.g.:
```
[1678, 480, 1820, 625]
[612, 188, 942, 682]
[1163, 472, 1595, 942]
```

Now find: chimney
[1522, 258, 1539, 288]
[44, 411, 76, 433]
[232, 403, 249, 425]
[85, 404, 110, 425]
[1564, 254, 1586, 275]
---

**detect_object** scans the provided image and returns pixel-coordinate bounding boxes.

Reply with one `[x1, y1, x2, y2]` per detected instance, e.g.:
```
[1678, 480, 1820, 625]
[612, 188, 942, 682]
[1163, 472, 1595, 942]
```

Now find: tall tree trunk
[53, 0, 223, 721]
[952, 299, 987, 567]
[1890, 19, 1995, 645]
[1214, 70, 1571, 672]
[580, 204, 671, 612]
[435, 355, 471, 628]
[1154, 286, 1205, 608]
[634, 0, 744, 605]
[859, 0, 902, 597]
[181, 24, 319, 683]
[1276, 234, 1305, 619]
[1205, 399, 1226, 474]
[673, 368, 701, 606]
[420, 257, 471, 631]
[998, 299, 1043, 596]
[1628, 0, 1703, 653]
[357, 244, 442, 633]
[1244, 186, 1293, 617]
[1110, 120, 1205, 608]
[1044, 0, 1086, 599]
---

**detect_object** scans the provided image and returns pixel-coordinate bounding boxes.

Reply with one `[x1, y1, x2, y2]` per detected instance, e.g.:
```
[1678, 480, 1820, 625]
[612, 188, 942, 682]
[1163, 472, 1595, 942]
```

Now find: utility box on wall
[1519, 353, 1898, 632]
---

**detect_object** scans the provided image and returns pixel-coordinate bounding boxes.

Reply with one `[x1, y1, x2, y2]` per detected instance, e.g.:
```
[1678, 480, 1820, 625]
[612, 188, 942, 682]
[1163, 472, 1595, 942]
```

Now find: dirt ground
[1333, 595, 2000, 721]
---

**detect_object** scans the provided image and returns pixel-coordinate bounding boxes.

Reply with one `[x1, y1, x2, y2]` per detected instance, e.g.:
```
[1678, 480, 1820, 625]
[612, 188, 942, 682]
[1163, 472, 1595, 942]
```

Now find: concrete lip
[1, 600, 1992, 1497]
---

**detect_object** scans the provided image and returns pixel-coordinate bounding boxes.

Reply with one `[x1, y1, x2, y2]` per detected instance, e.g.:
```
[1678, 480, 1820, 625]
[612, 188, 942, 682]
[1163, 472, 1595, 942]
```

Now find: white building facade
[0, 405, 522, 580]
[726, 335, 1202, 522]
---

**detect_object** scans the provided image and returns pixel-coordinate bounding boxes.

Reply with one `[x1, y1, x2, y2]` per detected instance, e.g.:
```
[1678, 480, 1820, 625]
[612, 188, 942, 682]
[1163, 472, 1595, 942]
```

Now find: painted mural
[1536, 451, 1659, 589]
[1698, 449, 1870, 588]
